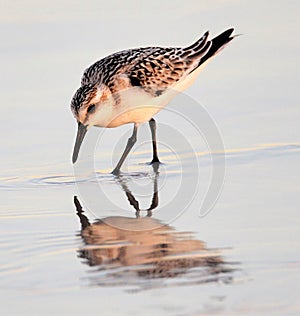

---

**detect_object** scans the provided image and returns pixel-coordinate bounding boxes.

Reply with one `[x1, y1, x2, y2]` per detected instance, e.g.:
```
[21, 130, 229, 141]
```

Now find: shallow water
[1, 1, 300, 315]
[1, 143, 299, 315]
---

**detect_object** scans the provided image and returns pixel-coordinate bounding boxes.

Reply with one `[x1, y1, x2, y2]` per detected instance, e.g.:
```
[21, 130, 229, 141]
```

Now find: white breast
[94, 63, 210, 128]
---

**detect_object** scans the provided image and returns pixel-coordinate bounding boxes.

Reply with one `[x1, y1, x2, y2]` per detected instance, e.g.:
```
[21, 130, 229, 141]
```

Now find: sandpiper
[71, 28, 235, 174]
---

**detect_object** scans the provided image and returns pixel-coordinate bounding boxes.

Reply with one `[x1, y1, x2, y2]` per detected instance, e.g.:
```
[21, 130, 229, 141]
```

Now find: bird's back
[80, 28, 234, 98]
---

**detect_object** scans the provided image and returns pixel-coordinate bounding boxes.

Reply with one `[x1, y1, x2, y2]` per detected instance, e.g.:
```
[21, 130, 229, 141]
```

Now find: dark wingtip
[194, 27, 236, 68]
[212, 27, 236, 45]
[223, 28, 235, 40]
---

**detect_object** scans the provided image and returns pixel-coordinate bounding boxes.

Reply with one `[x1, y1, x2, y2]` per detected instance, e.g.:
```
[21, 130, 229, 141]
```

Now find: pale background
[0, 1, 299, 315]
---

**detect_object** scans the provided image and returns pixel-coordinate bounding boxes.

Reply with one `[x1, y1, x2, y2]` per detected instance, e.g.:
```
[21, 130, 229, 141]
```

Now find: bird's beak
[72, 122, 88, 163]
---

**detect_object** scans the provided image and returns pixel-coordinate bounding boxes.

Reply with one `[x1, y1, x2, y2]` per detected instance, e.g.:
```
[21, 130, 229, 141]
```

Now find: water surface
[1, 1, 300, 315]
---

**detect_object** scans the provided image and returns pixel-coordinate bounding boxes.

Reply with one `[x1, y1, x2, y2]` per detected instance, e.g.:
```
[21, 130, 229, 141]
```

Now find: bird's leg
[149, 118, 160, 164]
[112, 124, 138, 175]
[146, 164, 159, 217]
[116, 176, 141, 213]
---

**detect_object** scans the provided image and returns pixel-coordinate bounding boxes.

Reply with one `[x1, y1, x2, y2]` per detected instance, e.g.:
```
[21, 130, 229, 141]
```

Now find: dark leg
[146, 164, 159, 217]
[149, 118, 160, 164]
[112, 124, 138, 175]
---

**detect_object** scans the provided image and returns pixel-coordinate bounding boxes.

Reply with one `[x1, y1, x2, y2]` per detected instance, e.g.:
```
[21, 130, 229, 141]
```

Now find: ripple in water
[1, 143, 299, 188]
[74, 194, 241, 292]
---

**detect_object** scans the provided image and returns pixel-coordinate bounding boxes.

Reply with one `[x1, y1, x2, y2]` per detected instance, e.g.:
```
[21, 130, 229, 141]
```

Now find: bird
[70, 28, 236, 175]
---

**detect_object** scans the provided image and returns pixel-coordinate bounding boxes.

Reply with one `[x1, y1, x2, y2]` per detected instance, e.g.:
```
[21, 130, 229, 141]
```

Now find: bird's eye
[87, 104, 96, 113]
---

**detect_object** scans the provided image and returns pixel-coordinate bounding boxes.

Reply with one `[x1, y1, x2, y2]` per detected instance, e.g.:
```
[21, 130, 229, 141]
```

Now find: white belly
[94, 65, 208, 128]
[100, 87, 172, 127]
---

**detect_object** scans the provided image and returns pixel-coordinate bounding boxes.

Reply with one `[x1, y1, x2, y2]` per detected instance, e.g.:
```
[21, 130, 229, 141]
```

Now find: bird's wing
[124, 32, 212, 96]
[81, 29, 234, 97]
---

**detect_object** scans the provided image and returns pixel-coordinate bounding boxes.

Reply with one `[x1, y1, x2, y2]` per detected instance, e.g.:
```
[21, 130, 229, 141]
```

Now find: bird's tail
[182, 28, 235, 74]
[198, 28, 235, 66]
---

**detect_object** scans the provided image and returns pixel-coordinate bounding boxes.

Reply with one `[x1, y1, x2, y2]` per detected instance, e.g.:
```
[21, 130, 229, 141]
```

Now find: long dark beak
[72, 122, 88, 163]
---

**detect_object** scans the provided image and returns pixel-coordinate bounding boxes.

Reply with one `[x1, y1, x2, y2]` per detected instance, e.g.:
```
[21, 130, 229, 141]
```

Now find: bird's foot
[145, 157, 162, 165]
[150, 157, 161, 164]
[146, 160, 163, 166]
[111, 168, 121, 176]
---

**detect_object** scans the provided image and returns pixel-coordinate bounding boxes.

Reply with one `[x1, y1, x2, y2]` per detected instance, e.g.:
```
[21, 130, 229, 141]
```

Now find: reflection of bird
[71, 28, 236, 174]
[74, 196, 235, 289]
[115, 163, 159, 218]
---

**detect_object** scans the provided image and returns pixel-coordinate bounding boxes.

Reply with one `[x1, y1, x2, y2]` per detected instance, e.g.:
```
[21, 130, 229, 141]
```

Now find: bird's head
[70, 83, 111, 163]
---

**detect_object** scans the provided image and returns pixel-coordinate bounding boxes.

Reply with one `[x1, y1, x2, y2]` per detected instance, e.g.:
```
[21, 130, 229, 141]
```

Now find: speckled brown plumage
[71, 28, 235, 115]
